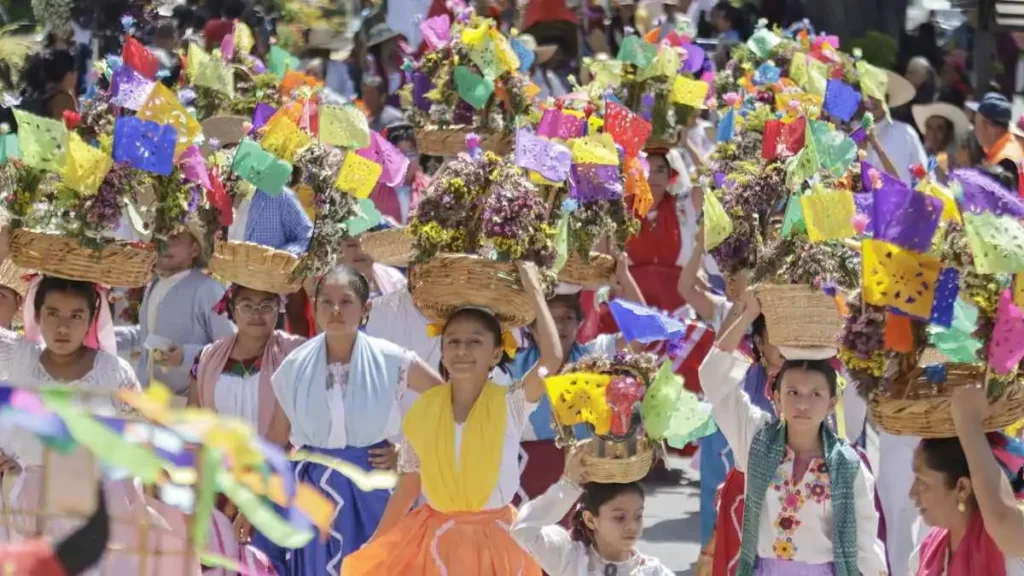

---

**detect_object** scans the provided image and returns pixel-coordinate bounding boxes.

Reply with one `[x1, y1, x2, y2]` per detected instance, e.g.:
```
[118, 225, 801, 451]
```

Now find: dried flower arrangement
[292, 143, 359, 279]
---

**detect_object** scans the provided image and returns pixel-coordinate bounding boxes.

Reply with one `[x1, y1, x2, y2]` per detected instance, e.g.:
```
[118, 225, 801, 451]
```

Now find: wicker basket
[209, 240, 303, 294]
[409, 254, 535, 328]
[415, 127, 513, 157]
[869, 365, 1024, 438]
[360, 228, 414, 267]
[558, 252, 616, 288]
[580, 436, 657, 483]
[755, 284, 843, 348]
[10, 229, 156, 288]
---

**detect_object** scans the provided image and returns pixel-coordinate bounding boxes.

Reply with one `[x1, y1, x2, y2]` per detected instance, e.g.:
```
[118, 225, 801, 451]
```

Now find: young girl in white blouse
[698, 289, 888, 576]
[511, 445, 674, 575]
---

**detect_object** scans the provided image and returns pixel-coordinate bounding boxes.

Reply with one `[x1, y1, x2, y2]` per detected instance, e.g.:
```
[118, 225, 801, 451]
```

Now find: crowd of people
[0, 1, 1022, 575]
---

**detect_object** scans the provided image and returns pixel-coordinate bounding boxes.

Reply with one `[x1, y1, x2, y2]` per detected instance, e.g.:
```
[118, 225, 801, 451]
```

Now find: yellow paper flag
[260, 114, 311, 162]
[187, 43, 211, 79]
[918, 181, 961, 224]
[335, 152, 382, 199]
[194, 57, 235, 97]
[807, 58, 830, 97]
[571, 133, 618, 165]
[490, 29, 520, 75]
[138, 83, 202, 158]
[590, 59, 624, 88]
[703, 191, 733, 251]
[63, 133, 113, 196]
[862, 239, 942, 319]
[790, 51, 809, 87]
[1014, 273, 1024, 310]
[544, 372, 612, 435]
[671, 76, 709, 107]
[588, 115, 604, 134]
[319, 104, 371, 149]
[857, 61, 889, 102]
[801, 189, 856, 242]
[234, 22, 255, 56]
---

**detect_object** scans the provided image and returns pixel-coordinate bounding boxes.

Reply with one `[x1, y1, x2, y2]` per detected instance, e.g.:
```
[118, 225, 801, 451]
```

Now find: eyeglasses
[235, 302, 279, 317]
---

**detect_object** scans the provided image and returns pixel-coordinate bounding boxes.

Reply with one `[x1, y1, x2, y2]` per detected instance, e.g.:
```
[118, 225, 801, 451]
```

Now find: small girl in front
[511, 445, 673, 575]
[698, 289, 888, 576]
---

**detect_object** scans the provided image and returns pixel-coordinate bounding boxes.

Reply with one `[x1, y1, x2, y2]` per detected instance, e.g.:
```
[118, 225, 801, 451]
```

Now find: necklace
[603, 564, 617, 576]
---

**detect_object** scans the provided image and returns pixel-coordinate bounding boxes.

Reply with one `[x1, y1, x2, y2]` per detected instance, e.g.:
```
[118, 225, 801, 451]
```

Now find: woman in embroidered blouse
[254, 264, 443, 574]
[511, 444, 673, 575]
[341, 261, 561, 575]
[698, 289, 887, 576]
[907, 384, 1024, 575]
[0, 275, 197, 575]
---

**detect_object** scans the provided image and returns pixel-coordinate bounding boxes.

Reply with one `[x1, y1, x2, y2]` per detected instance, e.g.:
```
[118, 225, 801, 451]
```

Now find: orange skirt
[341, 504, 541, 576]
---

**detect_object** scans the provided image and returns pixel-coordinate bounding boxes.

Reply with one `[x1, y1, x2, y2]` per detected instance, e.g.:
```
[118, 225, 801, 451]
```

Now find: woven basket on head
[0, 259, 30, 297]
[869, 364, 1024, 437]
[414, 127, 513, 157]
[209, 240, 303, 294]
[580, 436, 657, 484]
[755, 284, 843, 348]
[10, 230, 156, 288]
[410, 254, 535, 328]
[361, 228, 414, 267]
[558, 252, 615, 288]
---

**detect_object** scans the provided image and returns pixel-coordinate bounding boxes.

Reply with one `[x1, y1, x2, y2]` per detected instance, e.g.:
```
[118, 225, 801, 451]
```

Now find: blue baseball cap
[968, 92, 1012, 127]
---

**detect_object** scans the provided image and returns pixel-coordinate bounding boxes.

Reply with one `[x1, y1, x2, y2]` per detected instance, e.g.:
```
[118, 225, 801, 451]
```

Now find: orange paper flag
[883, 313, 914, 353]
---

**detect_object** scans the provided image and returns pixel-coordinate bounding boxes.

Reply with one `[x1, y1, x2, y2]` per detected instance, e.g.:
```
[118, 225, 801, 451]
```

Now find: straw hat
[885, 70, 916, 108]
[517, 34, 558, 66]
[912, 101, 970, 138]
[365, 23, 400, 48]
[201, 115, 249, 156]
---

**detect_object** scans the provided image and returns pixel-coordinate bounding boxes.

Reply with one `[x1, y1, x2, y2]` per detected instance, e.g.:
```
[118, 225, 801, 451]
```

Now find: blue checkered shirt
[244, 188, 314, 255]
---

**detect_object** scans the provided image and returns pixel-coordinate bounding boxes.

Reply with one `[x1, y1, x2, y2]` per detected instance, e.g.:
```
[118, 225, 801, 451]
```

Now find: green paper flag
[216, 466, 314, 548]
[268, 45, 299, 79]
[191, 447, 220, 558]
[639, 45, 681, 82]
[342, 198, 383, 237]
[553, 210, 570, 273]
[0, 133, 20, 164]
[786, 121, 819, 189]
[617, 35, 656, 68]
[703, 191, 733, 250]
[453, 65, 494, 110]
[12, 109, 68, 172]
[963, 211, 1024, 274]
[782, 195, 806, 237]
[927, 299, 983, 362]
[746, 28, 781, 58]
[641, 362, 684, 440]
[810, 120, 857, 177]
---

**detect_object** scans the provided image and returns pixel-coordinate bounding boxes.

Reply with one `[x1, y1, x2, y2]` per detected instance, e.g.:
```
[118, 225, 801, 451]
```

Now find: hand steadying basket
[208, 240, 303, 294]
[10, 229, 157, 288]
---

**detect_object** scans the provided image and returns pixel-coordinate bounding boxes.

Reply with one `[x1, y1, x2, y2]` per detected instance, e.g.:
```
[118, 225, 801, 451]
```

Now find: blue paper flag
[823, 79, 862, 123]
[510, 37, 535, 73]
[112, 116, 177, 176]
[0, 133, 19, 164]
[930, 267, 960, 328]
[716, 108, 735, 142]
[753, 62, 781, 85]
[608, 299, 689, 343]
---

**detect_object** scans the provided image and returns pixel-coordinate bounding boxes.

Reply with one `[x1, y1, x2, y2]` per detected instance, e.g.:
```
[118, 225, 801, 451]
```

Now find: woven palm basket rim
[580, 436, 657, 484]
[557, 252, 616, 288]
[414, 127, 513, 157]
[9, 229, 156, 288]
[869, 371, 1024, 438]
[209, 240, 303, 294]
[409, 254, 535, 328]
[0, 259, 30, 297]
[360, 228, 414, 267]
[754, 284, 843, 348]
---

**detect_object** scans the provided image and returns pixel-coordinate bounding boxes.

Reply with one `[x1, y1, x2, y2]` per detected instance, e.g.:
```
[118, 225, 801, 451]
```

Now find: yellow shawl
[403, 381, 507, 512]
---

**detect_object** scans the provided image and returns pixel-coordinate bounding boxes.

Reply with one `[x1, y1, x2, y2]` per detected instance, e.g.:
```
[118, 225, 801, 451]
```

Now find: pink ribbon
[22, 276, 118, 356]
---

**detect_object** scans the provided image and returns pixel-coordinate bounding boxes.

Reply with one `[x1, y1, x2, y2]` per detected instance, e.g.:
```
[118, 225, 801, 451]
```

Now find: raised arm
[677, 223, 718, 324]
[698, 289, 770, 470]
[518, 261, 563, 404]
[951, 385, 1024, 557]
[866, 128, 903, 182]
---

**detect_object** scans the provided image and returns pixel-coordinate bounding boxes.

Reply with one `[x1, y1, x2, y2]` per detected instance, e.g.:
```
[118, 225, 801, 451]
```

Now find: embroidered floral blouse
[699, 347, 888, 575]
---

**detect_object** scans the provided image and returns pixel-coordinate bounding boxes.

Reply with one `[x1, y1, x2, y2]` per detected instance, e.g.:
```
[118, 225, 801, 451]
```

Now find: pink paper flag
[536, 108, 585, 140]
[221, 32, 236, 61]
[421, 15, 451, 51]
[179, 146, 212, 191]
[989, 289, 1024, 374]
[357, 131, 409, 188]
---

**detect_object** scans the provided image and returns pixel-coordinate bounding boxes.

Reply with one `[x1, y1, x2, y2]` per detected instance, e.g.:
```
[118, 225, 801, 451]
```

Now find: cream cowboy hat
[201, 115, 249, 156]
[885, 70, 916, 108]
[365, 23, 400, 48]
[517, 34, 558, 65]
[307, 26, 354, 60]
[912, 101, 970, 138]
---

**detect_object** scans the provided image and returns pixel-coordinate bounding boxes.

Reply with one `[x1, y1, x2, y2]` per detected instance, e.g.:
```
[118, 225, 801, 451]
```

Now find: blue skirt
[251, 442, 392, 575]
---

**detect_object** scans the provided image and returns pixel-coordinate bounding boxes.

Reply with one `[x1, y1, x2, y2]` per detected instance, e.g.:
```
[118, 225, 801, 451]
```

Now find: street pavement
[636, 456, 703, 576]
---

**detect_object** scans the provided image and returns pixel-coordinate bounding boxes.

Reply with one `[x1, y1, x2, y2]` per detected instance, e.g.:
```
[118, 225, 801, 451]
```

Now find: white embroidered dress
[511, 479, 674, 576]
[698, 347, 888, 575]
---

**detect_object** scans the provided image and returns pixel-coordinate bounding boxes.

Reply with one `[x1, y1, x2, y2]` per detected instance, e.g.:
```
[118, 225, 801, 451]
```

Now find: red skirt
[712, 468, 746, 576]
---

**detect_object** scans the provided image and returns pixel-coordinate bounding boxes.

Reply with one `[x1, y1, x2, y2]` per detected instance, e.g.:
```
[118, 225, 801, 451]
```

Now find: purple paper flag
[853, 192, 874, 233]
[951, 168, 1024, 219]
[713, 172, 727, 189]
[110, 65, 156, 111]
[608, 298, 689, 343]
[251, 103, 277, 134]
[357, 131, 409, 188]
[874, 186, 943, 253]
[421, 14, 451, 51]
[112, 116, 177, 176]
[680, 43, 705, 74]
[179, 146, 212, 191]
[412, 72, 434, 112]
[929, 268, 960, 328]
[514, 129, 571, 182]
[850, 127, 866, 143]
[823, 79, 861, 123]
[536, 108, 586, 140]
[570, 163, 623, 201]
